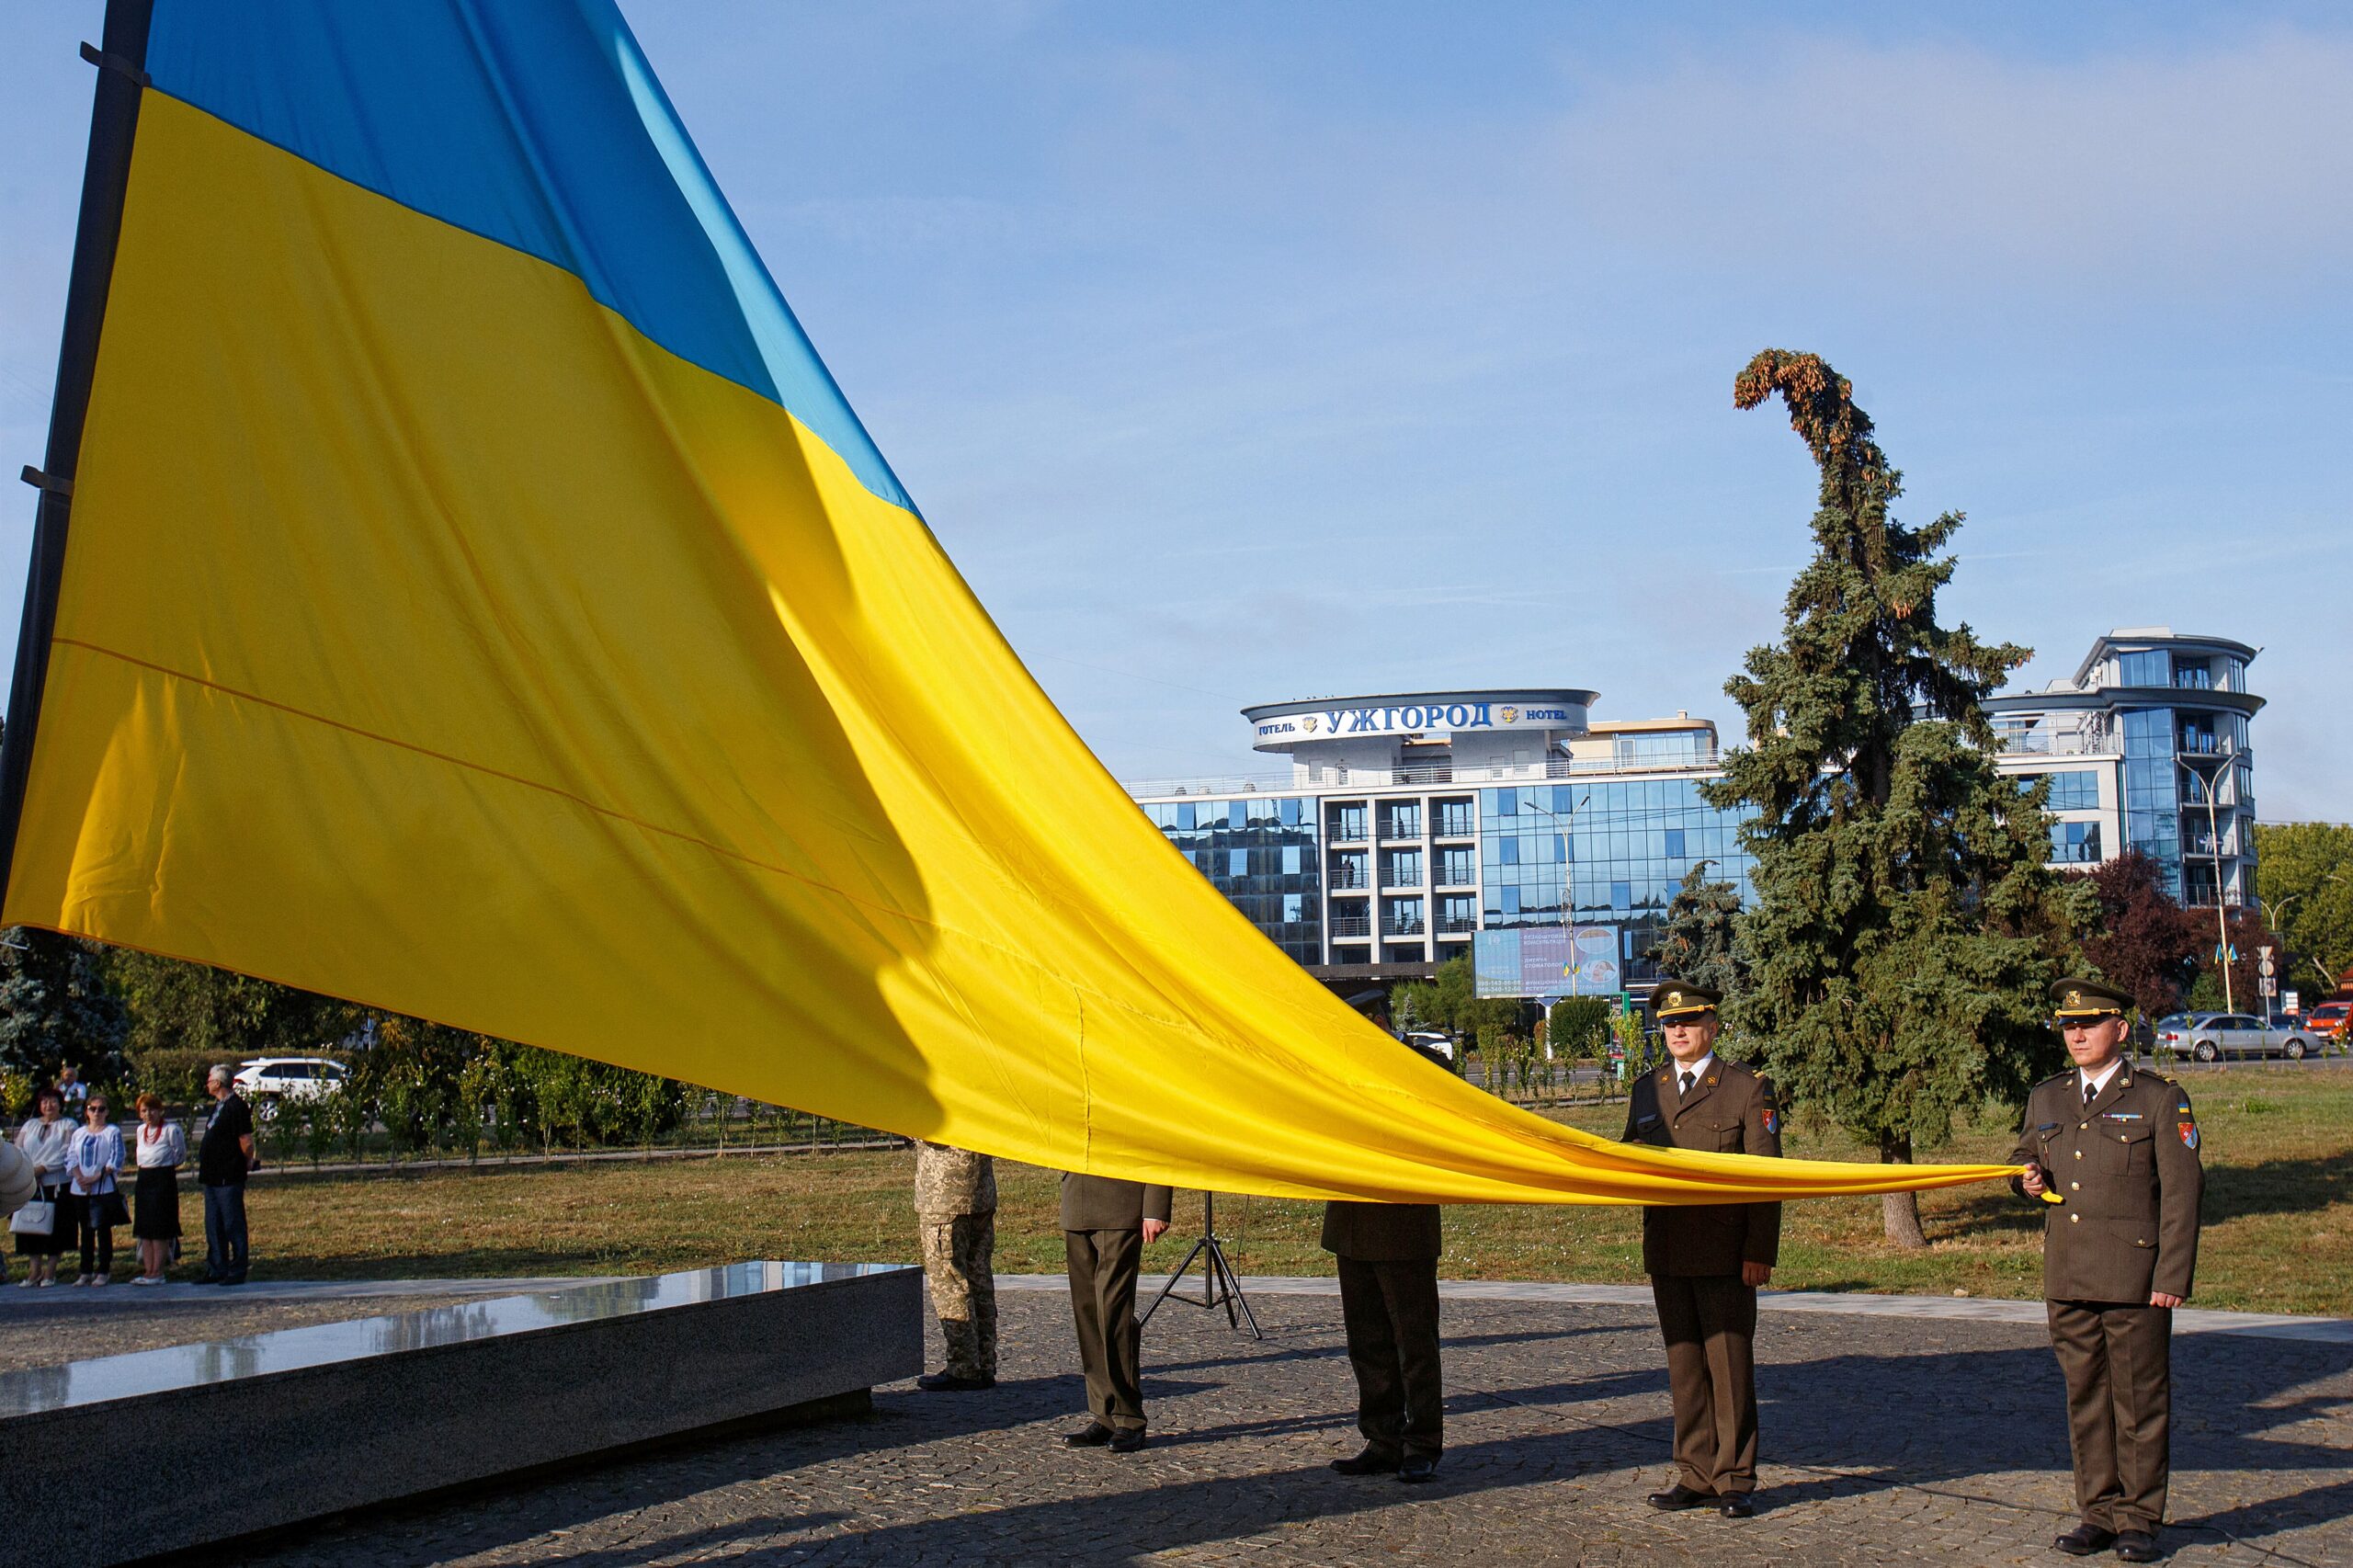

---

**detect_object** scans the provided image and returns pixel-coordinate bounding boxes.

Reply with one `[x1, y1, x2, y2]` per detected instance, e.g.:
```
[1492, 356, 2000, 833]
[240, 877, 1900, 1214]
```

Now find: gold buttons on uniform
[2069, 1213, 2080, 1223]
[2070, 1182, 2079, 1191]
[2074, 1151, 2083, 1161]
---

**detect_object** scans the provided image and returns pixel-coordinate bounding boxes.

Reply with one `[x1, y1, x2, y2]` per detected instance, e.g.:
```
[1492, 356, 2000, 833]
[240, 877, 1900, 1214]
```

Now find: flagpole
[0, 0, 155, 917]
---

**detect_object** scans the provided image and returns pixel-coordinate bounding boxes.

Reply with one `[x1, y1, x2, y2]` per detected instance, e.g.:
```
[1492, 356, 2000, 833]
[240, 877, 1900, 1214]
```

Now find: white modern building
[1985, 629, 2262, 906]
[1124, 690, 1744, 990]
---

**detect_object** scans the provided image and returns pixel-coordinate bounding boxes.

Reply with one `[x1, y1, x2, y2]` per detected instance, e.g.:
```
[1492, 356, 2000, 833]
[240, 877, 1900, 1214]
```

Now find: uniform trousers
[918, 1211, 997, 1379]
[1065, 1227, 1147, 1430]
[2047, 1301, 2172, 1534]
[1651, 1274, 1759, 1495]
[1336, 1256, 1443, 1460]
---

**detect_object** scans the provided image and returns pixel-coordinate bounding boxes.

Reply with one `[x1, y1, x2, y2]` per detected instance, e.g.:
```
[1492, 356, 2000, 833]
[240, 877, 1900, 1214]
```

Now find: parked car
[2150, 1013, 2218, 1055]
[233, 1057, 349, 1100]
[2178, 1015, 2325, 1062]
[1403, 1030, 1457, 1062]
[2306, 1000, 2352, 1041]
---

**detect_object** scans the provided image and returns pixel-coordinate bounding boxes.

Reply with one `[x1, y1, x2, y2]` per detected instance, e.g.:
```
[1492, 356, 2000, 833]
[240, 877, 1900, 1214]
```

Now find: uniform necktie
[1679, 1070, 1696, 1097]
[2084, 1079, 2097, 1107]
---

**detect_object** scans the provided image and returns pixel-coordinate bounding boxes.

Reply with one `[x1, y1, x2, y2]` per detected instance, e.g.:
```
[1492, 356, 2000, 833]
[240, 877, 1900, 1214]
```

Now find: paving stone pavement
[215, 1281, 2349, 1568]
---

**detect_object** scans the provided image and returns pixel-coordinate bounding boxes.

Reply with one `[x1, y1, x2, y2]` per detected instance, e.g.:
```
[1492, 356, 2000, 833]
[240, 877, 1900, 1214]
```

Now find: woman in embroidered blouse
[66, 1095, 125, 1286]
[131, 1092, 187, 1285]
[12, 1087, 74, 1288]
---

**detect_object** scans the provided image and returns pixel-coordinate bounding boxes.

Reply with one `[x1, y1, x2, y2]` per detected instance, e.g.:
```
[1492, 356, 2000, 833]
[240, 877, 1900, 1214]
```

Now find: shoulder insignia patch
[1761, 1107, 1780, 1136]
[2179, 1121, 2199, 1150]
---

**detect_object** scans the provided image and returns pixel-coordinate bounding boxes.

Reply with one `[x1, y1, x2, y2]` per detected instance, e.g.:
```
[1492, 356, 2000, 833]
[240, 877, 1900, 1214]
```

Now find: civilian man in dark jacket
[1621, 980, 1780, 1517]
[197, 1064, 257, 1286]
[2014, 977, 2204, 1564]
[1060, 1172, 1172, 1453]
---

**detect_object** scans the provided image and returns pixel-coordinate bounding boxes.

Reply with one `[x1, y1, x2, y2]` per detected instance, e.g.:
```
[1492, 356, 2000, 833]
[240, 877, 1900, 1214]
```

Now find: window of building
[1496, 789, 1518, 816]
[1664, 827, 1686, 858]
[1610, 881, 1631, 908]
[1283, 893, 1304, 924]
[1330, 805, 1368, 840]
[1228, 849, 1248, 878]
[1440, 848, 1475, 885]
[1501, 887, 1520, 915]
[1436, 801, 1474, 836]
[2040, 770, 2100, 812]
[1176, 802, 1197, 831]
[2050, 821, 2101, 865]
[1280, 797, 1302, 826]
[1500, 837, 1519, 866]
[1281, 846, 1302, 875]
[2118, 650, 2170, 687]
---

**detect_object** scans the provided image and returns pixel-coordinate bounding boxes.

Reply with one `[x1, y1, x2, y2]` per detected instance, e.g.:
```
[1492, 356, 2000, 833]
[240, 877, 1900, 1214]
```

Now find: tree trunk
[1879, 1132, 1929, 1248]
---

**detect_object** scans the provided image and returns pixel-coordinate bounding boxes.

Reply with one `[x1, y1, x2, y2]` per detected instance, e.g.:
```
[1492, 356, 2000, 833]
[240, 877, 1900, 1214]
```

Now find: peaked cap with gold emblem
[2049, 976, 2131, 1020]
[1650, 979, 1721, 1021]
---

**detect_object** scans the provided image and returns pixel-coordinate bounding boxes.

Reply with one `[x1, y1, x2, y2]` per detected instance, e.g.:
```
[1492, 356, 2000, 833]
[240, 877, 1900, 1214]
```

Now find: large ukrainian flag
[3, 1, 2008, 1205]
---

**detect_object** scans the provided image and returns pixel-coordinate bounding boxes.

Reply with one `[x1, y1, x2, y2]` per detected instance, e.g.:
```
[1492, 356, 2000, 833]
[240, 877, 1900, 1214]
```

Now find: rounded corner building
[1124, 688, 1756, 998]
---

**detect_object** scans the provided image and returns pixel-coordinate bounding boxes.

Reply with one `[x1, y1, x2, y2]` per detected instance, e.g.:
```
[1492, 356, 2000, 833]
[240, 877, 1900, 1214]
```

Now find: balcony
[1438, 915, 1478, 935]
[1378, 818, 1423, 842]
[1328, 915, 1372, 940]
[1382, 918, 1427, 938]
[1433, 816, 1476, 839]
[1327, 820, 1370, 845]
[1327, 865, 1370, 890]
[1382, 871, 1425, 890]
[1995, 725, 2113, 757]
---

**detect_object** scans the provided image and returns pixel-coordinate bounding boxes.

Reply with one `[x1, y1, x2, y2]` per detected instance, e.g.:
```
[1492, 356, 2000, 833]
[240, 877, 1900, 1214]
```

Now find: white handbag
[8, 1199, 56, 1237]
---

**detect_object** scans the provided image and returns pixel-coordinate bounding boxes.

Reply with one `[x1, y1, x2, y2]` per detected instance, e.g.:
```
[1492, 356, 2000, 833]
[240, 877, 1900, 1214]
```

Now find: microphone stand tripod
[1139, 1191, 1262, 1340]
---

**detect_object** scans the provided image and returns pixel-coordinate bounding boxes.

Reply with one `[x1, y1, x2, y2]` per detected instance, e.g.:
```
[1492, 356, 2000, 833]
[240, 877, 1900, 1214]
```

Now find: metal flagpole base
[1138, 1192, 1262, 1340]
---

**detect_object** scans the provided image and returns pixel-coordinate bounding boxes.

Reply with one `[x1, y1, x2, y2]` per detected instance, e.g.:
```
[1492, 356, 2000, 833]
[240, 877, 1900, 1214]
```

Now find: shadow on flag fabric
[2, 0, 2016, 1205]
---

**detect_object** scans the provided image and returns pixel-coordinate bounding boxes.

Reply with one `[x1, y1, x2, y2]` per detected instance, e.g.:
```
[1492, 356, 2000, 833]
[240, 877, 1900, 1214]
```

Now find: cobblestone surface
[217, 1285, 2347, 1567]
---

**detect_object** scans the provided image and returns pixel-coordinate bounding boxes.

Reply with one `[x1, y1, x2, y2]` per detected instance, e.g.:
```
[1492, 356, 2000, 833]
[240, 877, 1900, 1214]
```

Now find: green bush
[1547, 997, 1611, 1061]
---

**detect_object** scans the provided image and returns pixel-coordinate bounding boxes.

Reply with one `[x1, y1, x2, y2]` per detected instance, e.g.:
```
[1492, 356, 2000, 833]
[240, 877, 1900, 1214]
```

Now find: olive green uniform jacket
[1620, 1057, 1782, 1277]
[2009, 1068, 2203, 1302]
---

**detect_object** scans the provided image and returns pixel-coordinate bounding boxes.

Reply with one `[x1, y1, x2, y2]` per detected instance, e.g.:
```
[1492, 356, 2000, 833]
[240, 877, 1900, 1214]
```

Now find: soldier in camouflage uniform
[915, 1140, 998, 1392]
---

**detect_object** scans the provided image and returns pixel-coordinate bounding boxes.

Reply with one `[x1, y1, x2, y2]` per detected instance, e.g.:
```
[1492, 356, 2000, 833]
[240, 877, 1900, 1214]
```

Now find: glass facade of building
[1476, 779, 1756, 983]
[1139, 796, 1323, 964]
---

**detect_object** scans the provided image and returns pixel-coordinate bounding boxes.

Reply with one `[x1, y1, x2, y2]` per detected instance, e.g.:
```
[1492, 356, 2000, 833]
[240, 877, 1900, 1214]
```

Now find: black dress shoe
[1330, 1448, 1402, 1476]
[1646, 1483, 1716, 1511]
[1719, 1494, 1756, 1518]
[1107, 1427, 1147, 1454]
[1397, 1455, 1438, 1484]
[916, 1372, 995, 1392]
[1063, 1422, 1113, 1448]
[2053, 1524, 2116, 1556]
[2112, 1529, 2160, 1563]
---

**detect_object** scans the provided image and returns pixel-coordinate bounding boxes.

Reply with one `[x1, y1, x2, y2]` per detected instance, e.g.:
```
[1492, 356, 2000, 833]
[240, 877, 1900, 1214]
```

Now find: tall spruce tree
[0, 927, 131, 1085]
[1706, 350, 2090, 1246]
[1644, 861, 1743, 999]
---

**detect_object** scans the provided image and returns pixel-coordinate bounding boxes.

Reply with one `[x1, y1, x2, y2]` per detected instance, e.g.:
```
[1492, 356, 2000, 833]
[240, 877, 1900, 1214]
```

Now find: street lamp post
[2176, 748, 2243, 1015]
[1519, 791, 1590, 995]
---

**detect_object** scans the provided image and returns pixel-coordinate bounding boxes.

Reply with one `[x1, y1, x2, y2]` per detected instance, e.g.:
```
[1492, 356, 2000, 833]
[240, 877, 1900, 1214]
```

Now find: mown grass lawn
[242, 1064, 2351, 1315]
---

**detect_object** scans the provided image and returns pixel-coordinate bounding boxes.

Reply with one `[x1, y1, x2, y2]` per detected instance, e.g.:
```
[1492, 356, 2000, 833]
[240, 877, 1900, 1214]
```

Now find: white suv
[233, 1057, 349, 1100]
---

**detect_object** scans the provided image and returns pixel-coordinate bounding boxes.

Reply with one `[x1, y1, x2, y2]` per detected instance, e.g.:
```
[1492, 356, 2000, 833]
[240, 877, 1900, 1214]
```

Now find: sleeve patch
[2179, 1121, 2200, 1150]
[1761, 1108, 1780, 1136]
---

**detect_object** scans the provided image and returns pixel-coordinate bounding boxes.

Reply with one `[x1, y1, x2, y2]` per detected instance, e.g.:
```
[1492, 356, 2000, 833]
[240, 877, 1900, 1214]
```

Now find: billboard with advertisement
[1474, 925, 1620, 998]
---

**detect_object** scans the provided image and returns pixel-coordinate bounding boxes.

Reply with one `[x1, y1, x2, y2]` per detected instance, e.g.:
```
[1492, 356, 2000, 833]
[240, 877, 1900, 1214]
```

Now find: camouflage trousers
[919, 1211, 998, 1379]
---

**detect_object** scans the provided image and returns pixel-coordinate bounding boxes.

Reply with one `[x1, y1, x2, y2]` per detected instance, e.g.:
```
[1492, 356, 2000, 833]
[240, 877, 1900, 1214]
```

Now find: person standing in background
[914, 1140, 999, 1392]
[54, 1063, 88, 1114]
[67, 1094, 125, 1286]
[131, 1092, 187, 1286]
[198, 1065, 257, 1286]
[13, 1087, 74, 1288]
[1059, 1171, 1172, 1453]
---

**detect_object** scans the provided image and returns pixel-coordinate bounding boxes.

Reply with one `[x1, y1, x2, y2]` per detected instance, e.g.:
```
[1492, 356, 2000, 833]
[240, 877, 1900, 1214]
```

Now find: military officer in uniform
[1621, 979, 1781, 1518]
[914, 1141, 998, 1392]
[2015, 978, 2204, 1564]
[1060, 1171, 1173, 1453]
[1324, 1039, 1449, 1484]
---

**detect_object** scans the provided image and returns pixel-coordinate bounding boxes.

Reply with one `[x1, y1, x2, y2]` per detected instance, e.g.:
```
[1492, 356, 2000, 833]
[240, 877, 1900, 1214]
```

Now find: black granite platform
[0, 1261, 921, 1566]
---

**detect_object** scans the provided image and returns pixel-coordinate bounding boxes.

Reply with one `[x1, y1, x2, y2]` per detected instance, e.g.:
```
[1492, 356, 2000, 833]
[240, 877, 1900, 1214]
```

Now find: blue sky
[3, 3, 2347, 818]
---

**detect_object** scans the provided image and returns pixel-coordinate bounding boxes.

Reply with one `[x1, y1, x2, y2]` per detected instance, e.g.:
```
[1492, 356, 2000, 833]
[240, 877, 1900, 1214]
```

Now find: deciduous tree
[2069, 850, 2201, 1019]
[1707, 350, 2091, 1248]
[2251, 822, 2353, 998]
